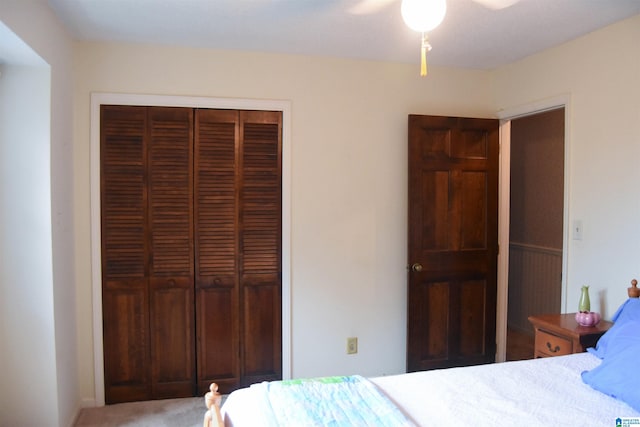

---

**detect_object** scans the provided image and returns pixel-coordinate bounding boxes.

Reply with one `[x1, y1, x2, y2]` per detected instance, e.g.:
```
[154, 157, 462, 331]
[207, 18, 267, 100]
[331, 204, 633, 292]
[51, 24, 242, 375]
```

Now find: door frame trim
[495, 94, 571, 362]
[90, 92, 292, 406]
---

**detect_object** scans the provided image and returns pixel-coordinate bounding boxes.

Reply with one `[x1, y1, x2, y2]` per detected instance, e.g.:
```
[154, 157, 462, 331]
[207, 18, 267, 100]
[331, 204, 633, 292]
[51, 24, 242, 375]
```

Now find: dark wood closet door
[407, 115, 499, 372]
[239, 111, 282, 387]
[194, 110, 282, 394]
[147, 107, 195, 399]
[101, 106, 195, 403]
[101, 106, 150, 403]
[194, 109, 241, 394]
[102, 105, 282, 402]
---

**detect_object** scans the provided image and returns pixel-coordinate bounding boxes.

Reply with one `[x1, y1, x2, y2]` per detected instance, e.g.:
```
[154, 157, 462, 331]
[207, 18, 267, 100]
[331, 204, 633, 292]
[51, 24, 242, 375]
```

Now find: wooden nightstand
[528, 313, 613, 358]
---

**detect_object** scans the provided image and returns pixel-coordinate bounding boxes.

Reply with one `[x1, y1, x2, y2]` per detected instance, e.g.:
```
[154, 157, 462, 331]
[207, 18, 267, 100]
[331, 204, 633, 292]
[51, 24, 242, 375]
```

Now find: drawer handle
[546, 342, 561, 353]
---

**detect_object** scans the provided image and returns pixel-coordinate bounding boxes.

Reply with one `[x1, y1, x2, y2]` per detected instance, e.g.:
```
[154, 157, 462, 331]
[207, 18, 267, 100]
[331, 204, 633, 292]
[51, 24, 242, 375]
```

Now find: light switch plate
[573, 220, 583, 240]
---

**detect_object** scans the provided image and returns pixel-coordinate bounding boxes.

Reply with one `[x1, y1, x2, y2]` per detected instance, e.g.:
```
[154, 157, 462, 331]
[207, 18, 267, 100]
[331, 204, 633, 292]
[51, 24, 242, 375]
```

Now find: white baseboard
[80, 397, 97, 408]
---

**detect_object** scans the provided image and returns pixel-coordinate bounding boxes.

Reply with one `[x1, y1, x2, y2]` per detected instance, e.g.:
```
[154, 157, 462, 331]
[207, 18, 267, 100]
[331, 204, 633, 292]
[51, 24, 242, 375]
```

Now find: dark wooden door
[236, 111, 282, 388]
[407, 115, 499, 372]
[146, 107, 196, 399]
[101, 105, 149, 403]
[101, 105, 282, 403]
[194, 109, 282, 395]
[194, 109, 241, 395]
[101, 106, 195, 403]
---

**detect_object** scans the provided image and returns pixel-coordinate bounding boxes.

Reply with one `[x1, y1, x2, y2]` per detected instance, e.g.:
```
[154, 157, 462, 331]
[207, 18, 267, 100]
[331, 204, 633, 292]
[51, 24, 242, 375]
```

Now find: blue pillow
[582, 320, 640, 412]
[588, 298, 640, 359]
[611, 298, 640, 322]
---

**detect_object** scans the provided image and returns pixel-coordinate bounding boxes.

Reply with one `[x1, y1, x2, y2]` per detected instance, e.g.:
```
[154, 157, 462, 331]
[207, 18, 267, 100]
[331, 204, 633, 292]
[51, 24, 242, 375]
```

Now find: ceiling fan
[349, 0, 521, 76]
[349, 0, 520, 15]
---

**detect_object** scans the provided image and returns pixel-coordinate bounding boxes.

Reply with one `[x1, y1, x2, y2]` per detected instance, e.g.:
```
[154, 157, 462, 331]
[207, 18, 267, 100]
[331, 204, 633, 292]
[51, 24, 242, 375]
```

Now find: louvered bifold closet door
[147, 107, 195, 399]
[194, 109, 241, 394]
[101, 105, 196, 404]
[194, 109, 282, 394]
[239, 111, 282, 386]
[101, 106, 150, 404]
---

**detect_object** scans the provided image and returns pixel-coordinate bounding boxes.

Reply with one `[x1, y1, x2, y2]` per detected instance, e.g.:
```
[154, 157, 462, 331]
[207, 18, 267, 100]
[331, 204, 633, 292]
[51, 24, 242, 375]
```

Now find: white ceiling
[46, 0, 640, 70]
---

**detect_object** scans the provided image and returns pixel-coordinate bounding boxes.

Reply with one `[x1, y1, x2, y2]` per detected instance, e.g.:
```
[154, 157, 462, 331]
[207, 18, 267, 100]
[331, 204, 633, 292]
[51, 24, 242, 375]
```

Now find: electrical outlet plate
[347, 337, 358, 354]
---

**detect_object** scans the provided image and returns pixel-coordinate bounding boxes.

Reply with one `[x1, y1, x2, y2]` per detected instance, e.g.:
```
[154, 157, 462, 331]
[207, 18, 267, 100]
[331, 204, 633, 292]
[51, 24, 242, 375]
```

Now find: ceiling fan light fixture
[401, 0, 447, 77]
[401, 0, 447, 32]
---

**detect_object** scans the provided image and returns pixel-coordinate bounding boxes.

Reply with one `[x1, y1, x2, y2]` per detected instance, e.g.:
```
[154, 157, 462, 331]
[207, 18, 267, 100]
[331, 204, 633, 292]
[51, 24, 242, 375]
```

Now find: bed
[204, 282, 640, 426]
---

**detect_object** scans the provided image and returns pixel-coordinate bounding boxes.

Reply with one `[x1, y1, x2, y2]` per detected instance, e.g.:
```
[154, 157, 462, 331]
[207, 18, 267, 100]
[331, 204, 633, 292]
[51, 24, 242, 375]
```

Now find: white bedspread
[221, 353, 640, 427]
[371, 353, 639, 426]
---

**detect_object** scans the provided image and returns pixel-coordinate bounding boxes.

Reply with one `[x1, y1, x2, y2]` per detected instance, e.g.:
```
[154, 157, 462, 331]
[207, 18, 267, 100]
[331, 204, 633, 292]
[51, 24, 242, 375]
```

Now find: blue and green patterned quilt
[249, 375, 415, 426]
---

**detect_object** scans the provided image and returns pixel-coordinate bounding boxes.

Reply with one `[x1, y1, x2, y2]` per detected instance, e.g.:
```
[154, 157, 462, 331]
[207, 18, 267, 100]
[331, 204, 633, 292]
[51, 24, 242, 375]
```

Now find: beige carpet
[74, 397, 208, 427]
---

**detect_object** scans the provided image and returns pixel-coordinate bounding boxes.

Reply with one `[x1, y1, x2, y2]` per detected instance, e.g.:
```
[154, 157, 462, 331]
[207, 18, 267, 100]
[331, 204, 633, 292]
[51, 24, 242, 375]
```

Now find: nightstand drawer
[535, 330, 572, 357]
[529, 313, 613, 359]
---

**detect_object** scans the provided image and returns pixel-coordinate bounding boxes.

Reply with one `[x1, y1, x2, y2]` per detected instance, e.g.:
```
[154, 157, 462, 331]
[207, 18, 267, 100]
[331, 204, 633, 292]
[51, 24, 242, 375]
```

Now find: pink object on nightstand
[575, 311, 601, 327]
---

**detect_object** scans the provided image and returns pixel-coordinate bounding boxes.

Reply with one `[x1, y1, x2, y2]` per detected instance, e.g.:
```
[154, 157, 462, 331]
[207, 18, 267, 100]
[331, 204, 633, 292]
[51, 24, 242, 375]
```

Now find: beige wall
[493, 13, 640, 317]
[73, 42, 496, 400]
[0, 61, 57, 427]
[74, 14, 640, 403]
[6, 1, 632, 410]
[0, 1, 76, 426]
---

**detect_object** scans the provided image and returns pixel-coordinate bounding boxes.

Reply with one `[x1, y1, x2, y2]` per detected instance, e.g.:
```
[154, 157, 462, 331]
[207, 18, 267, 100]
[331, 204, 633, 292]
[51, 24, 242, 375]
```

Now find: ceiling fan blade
[348, 0, 397, 15]
[472, 0, 520, 10]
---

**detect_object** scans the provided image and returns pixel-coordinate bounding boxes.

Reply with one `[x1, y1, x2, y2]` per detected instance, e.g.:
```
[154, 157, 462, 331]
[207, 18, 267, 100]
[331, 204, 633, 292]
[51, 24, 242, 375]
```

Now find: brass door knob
[411, 263, 423, 272]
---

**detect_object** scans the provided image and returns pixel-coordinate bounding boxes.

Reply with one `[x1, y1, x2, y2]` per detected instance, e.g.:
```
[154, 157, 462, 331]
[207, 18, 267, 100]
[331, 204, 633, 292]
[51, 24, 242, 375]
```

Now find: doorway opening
[496, 96, 570, 362]
[506, 108, 565, 361]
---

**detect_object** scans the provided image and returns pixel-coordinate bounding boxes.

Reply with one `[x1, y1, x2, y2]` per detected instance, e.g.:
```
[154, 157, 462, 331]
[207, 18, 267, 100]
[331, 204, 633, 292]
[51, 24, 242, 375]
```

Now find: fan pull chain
[421, 33, 432, 76]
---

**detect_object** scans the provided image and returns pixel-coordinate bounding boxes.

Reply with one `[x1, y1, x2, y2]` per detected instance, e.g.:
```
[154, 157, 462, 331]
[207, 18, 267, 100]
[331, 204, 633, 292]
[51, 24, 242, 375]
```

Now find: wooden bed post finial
[203, 383, 224, 427]
[629, 279, 640, 298]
